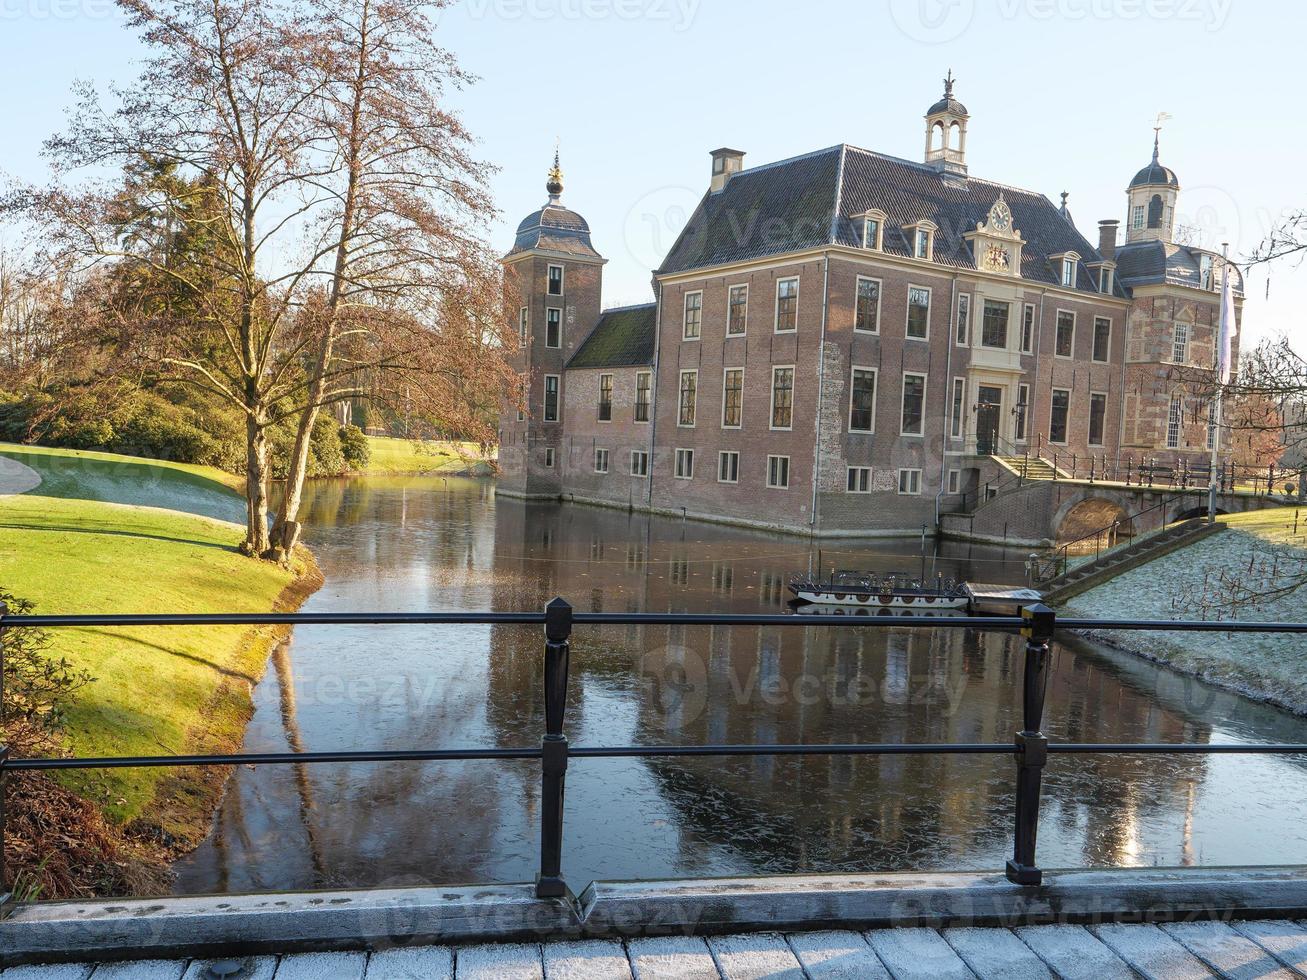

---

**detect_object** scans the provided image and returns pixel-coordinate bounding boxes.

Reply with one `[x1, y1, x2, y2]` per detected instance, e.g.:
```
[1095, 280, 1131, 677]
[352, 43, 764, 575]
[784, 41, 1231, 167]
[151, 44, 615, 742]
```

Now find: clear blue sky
[2, 0, 1303, 342]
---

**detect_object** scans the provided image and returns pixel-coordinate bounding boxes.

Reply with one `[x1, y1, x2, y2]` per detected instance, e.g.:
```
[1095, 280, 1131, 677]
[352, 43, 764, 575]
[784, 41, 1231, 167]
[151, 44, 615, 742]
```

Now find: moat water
[173, 475, 1307, 894]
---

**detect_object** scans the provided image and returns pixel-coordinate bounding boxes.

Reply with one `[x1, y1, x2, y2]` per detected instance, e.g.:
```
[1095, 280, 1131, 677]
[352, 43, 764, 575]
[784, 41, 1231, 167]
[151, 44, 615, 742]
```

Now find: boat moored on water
[788, 570, 970, 610]
[787, 571, 1045, 617]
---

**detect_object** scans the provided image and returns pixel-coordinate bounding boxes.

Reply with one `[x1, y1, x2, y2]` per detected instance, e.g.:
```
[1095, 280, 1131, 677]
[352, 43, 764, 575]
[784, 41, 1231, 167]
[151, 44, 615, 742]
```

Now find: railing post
[1007, 603, 1055, 887]
[536, 597, 572, 899]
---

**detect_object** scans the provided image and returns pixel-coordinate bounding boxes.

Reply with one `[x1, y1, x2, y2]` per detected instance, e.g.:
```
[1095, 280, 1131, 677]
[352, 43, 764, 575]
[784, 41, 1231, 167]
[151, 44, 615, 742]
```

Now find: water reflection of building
[485, 493, 1214, 874]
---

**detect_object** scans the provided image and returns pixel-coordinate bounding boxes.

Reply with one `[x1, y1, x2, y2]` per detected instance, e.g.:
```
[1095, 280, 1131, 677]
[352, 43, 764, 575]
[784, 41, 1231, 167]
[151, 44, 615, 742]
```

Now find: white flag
[1218, 259, 1237, 384]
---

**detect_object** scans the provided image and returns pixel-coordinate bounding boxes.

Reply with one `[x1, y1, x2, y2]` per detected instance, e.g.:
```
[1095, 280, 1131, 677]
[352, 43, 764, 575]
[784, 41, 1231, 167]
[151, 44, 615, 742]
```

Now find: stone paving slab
[1012, 924, 1136, 980]
[785, 930, 891, 979]
[12, 921, 1307, 978]
[1230, 919, 1307, 973]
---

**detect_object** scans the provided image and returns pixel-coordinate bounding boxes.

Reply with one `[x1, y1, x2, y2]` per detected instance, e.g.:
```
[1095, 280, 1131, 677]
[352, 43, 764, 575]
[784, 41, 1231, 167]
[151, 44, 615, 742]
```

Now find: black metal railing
[3, 602, 1307, 904]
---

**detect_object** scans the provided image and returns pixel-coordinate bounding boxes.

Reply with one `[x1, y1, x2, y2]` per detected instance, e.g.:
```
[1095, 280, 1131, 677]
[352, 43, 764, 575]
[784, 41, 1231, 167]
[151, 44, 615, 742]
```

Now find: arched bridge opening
[1055, 497, 1135, 552]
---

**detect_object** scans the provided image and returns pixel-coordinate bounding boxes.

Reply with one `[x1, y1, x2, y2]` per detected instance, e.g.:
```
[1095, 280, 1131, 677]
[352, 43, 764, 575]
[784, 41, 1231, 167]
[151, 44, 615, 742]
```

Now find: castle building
[498, 79, 1243, 538]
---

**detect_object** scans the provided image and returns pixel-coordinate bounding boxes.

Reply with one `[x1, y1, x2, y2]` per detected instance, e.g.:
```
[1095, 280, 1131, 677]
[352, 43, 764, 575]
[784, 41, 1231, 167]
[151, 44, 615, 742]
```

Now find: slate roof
[1114, 240, 1245, 295]
[567, 303, 657, 369]
[506, 204, 601, 259]
[657, 144, 1127, 296]
[1129, 162, 1179, 189]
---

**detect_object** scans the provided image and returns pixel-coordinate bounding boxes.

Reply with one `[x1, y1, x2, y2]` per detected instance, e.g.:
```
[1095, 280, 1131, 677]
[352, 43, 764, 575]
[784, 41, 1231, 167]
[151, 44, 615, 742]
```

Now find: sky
[1, 0, 1303, 344]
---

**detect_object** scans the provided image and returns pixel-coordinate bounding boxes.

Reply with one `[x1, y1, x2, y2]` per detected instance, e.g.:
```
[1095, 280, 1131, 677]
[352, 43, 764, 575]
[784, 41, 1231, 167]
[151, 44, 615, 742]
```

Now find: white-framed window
[543, 374, 560, 422]
[683, 290, 702, 340]
[848, 366, 876, 433]
[1062, 257, 1076, 287]
[594, 448, 609, 473]
[678, 369, 697, 426]
[674, 448, 694, 480]
[546, 307, 562, 349]
[897, 468, 922, 495]
[1099, 267, 1114, 294]
[981, 299, 1009, 349]
[1054, 310, 1075, 358]
[547, 264, 564, 295]
[597, 373, 613, 421]
[770, 365, 794, 430]
[1167, 394, 1183, 448]
[1015, 383, 1030, 442]
[634, 371, 651, 423]
[901, 372, 927, 436]
[1200, 254, 1214, 291]
[949, 376, 965, 440]
[946, 469, 961, 494]
[1172, 322, 1189, 364]
[846, 466, 871, 493]
[906, 285, 931, 340]
[1049, 388, 1070, 445]
[914, 228, 931, 259]
[1089, 392, 1107, 447]
[855, 276, 881, 333]
[722, 368, 744, 428]
[766, 454, 790, 489]
[630, 449, 649, 477]
[727, 284, 748, 336]
[718, 450, 739, 484]
[1092, 316, 1111, 363]
[518, 307, 529, 348]
[955, 293, 970, 346]
[861, 212, 884, 250]
[1021, 303, 1035, 354]
[775, 277, 799, 332]
[543, 446, 555, 468]
[1132, 205, 1145, 230]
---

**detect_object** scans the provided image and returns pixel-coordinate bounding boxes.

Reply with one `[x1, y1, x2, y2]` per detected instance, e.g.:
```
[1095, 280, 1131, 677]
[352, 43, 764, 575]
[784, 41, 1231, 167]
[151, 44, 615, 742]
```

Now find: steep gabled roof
[657, 143, 1126, 296]
[568, 303, 657, 369]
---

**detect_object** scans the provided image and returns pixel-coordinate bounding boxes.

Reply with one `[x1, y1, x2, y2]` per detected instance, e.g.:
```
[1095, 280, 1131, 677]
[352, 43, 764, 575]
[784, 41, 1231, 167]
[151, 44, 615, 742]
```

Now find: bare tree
[268, 0, 515, 558]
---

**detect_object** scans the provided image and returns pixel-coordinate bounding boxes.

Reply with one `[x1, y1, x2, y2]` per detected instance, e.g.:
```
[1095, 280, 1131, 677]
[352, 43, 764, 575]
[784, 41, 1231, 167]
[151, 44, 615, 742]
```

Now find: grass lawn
[359, 435, 488, 475]
[0, 446, 314, 838]
[1220, 504, 1307, 546]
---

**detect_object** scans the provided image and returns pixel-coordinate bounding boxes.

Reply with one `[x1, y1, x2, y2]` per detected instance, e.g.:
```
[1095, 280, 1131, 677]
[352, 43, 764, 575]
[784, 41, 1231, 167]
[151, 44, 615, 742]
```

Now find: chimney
[710, 148, 745, 193]
[1098, 219, 1119, 261]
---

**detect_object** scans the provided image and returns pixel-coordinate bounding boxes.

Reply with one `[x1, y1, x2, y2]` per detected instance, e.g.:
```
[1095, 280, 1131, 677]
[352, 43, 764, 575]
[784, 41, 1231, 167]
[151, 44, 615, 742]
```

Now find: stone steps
[1042, 518, 1226, 603]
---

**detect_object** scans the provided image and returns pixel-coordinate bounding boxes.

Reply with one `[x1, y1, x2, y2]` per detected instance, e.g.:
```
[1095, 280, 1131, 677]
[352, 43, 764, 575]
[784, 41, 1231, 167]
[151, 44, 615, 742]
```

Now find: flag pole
[1208, 242, 1230, 525]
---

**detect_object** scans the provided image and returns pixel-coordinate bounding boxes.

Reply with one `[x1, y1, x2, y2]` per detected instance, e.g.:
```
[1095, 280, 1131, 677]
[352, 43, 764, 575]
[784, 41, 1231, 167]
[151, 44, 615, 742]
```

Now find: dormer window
[1099, 267, 1113, 293]
[854, 209, 886, 250]
[1062, 257, 1076, 287]
[903, 220, 937, 261]
[1051, 251, 1080, 289]
[1200, 254, 1214, 290]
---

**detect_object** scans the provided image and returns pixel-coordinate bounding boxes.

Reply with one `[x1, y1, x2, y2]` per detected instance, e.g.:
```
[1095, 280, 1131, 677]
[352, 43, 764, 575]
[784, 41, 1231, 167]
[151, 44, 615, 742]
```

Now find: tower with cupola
[924, 70, 969, 175]
[498, 152, 606, 497]
[1125, 129, 1180, 243]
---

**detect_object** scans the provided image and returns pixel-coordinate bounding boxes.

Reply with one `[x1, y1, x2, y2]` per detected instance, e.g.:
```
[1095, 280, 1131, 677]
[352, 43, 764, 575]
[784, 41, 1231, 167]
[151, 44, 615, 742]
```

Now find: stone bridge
[940, 476, 1291, 548]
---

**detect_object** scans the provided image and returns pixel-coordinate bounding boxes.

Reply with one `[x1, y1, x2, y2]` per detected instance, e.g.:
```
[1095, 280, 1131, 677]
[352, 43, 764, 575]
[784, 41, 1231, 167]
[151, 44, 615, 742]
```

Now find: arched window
[1147, 194, 1164, 229]
[931, 122, 945, 151]
[949, 121, 962, 150]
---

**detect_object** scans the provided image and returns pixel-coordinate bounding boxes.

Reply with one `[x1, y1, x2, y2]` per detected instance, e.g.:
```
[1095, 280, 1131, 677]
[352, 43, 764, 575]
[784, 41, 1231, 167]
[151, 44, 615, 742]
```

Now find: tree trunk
[243, 415, 272, 556]
[268, 392, 323, 561]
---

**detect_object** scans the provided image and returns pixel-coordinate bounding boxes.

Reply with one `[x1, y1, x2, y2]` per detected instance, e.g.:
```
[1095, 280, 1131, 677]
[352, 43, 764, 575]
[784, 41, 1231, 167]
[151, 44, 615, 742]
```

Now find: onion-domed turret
[505, 150, 602, 260]
[1125, 129, 1181, 244]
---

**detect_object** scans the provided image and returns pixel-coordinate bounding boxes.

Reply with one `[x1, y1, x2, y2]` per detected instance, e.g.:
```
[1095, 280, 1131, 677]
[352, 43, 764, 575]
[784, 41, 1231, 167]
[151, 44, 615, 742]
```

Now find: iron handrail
[2, 603, 1307, 900]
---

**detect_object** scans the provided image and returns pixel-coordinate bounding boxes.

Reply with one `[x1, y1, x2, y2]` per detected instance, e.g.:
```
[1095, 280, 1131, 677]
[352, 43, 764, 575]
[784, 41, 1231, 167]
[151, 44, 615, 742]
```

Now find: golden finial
[546, 140, 563, 201]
